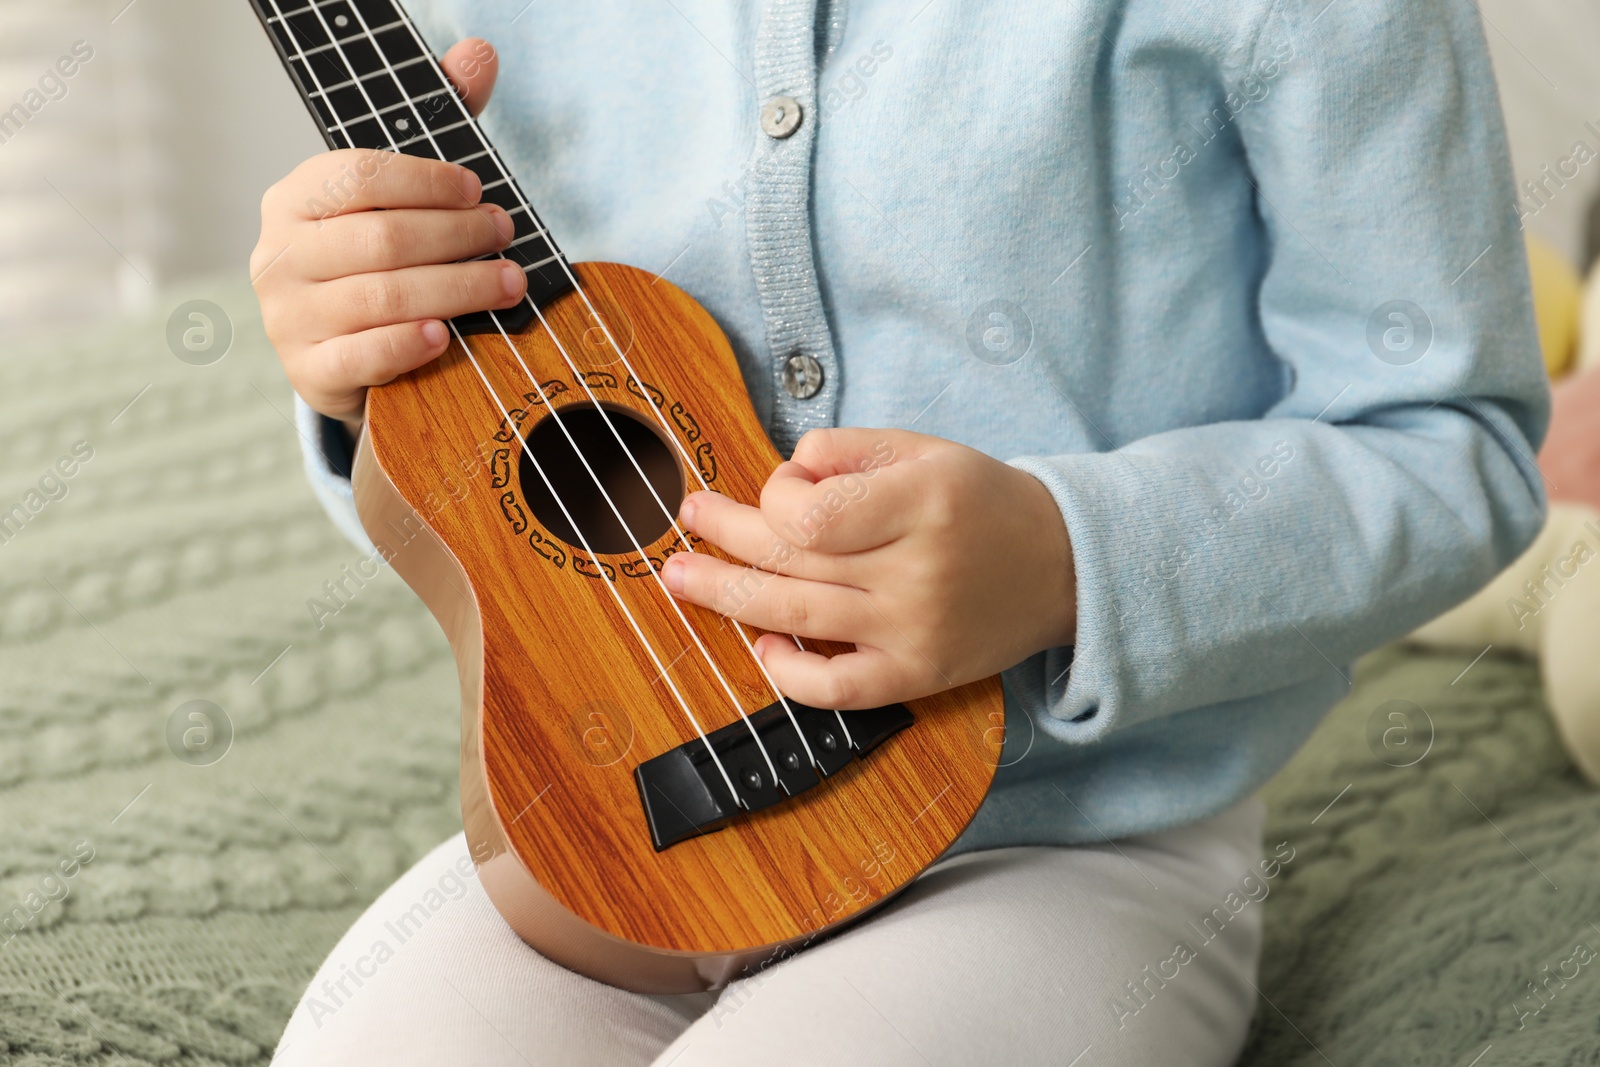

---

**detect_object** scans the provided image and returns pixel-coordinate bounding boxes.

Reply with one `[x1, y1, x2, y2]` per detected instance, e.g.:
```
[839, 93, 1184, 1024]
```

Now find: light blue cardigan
[295, 0, 1548, 852]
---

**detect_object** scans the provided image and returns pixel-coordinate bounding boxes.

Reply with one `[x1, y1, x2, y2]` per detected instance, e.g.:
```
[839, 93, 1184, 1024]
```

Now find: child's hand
[251, 38, 519, 431]
[662, 429, 1076, 709]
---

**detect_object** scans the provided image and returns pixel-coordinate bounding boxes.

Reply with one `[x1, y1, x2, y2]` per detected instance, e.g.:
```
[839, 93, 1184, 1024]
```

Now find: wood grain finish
[353, 262, 1003, 992]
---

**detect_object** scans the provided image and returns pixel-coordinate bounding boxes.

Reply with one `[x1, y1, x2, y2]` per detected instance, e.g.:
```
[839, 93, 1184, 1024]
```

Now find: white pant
[275, 798, 1267, 1066]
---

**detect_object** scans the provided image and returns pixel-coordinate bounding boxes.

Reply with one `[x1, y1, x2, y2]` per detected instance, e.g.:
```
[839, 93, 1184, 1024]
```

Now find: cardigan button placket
[745, 0, 839, 456]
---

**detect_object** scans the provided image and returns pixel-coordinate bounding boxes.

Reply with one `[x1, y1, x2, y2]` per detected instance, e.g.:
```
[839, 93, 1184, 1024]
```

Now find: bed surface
[0, 284, 1593, 1064]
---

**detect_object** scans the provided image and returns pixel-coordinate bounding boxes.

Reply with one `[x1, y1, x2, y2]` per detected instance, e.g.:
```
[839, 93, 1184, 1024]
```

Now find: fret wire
[293, 64, 473, 156]
[267, 2, 321, 19]
[258, 0, 553, 276]
[470, 251, 562, 270]
[288, 50, 357, 95]
[273, 16, 433, 78]
[376, 91, 453, 120]
[256, 0, 563, 283]
[261, 2, 376, 149]
[393, 118, 473, 148]
[310, 108, 470, 147]
[315, 6, 562, 261]
[266, 4, 422, 48]
[302, 55, 428, 98]
[283, 2, 562, 270]
[272, 18, 409, 55]
[282, 51, 441, 133]
[264, 14, 405, 33]
[260, 0, 549, 273]
[258, 0, 555, 261]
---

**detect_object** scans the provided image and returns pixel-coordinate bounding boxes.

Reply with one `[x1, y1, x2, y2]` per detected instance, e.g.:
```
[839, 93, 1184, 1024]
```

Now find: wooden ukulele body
[352, 262, 1002, 992]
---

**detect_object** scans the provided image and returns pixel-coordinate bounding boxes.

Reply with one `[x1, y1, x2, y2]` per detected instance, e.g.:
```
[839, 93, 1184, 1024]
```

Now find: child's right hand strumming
[250, 38, 517, 434]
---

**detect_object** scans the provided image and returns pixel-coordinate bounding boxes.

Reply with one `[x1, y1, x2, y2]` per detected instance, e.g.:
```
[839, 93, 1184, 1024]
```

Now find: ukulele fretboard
[248, 0, 573, 327]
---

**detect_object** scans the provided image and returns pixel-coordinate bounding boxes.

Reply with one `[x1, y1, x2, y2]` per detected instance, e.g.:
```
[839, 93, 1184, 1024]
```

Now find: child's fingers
[440, 38, 499, 117]
[752, 636, 920, 711]
[268, 151, 482, 222]
[311, 260, 526, 336]
[789, 427, 918, 479]
[677, 491, 847, 581]
[300, 320, 451, 403]
[759, 459, 922, 554]
[661, 552, 879, 644]
[298, 205, 513, 281]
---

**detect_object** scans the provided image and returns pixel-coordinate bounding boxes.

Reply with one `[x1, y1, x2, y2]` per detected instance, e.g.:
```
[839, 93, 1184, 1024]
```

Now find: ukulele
[249, 0, 1003, 992]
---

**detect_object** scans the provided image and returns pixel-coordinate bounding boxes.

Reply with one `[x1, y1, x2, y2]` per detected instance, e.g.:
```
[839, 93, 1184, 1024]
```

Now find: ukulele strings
[333, 3, 810, 789]
[348, 3, 854, 770]
[264, 0, 755, 804]
[272, 0, 829, 803]
[359, 9, 853, 761]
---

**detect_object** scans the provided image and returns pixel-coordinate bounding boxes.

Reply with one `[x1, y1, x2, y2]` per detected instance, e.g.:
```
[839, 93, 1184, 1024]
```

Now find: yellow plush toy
[1411, 234, 1600, 783]
[1526, 234, 1581, 377]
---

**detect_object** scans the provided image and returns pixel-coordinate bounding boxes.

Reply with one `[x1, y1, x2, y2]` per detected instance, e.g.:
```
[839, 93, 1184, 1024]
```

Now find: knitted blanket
[0, 281, 1593, 1065]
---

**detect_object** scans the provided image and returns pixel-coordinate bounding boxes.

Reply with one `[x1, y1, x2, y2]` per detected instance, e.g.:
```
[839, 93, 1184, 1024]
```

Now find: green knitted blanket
[1, 281, 1594, 1065]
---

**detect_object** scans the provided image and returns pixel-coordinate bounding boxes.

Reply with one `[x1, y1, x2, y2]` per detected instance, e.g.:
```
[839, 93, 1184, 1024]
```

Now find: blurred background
[0, 0, 322, 330]
[2, 0, 1600, 333]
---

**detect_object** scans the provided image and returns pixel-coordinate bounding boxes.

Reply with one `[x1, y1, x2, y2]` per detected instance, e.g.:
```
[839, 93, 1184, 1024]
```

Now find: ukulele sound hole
[519, 404, 683, 555]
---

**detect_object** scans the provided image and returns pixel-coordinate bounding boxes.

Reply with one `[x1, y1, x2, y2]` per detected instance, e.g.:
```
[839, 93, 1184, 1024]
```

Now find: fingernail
[421, 320, 447, 348]
[500, 261, 526, 299]
[485, 205, 514, 244]
[457, 166, 482, 203]
[678, 495, 699, 527]
[662, 557, 685, 595]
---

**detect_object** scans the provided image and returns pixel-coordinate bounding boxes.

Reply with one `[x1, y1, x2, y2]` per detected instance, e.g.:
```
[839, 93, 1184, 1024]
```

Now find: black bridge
[634, 700, 914, 851]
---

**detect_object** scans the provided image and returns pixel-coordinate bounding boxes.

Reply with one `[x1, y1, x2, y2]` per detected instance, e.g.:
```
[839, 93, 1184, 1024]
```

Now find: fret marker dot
[396, 117, 411, 131]
[334, 14, 349, 27]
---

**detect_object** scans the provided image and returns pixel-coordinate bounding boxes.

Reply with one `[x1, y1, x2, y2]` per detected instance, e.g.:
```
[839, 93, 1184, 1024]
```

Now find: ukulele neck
[248, 0, 573, 329]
